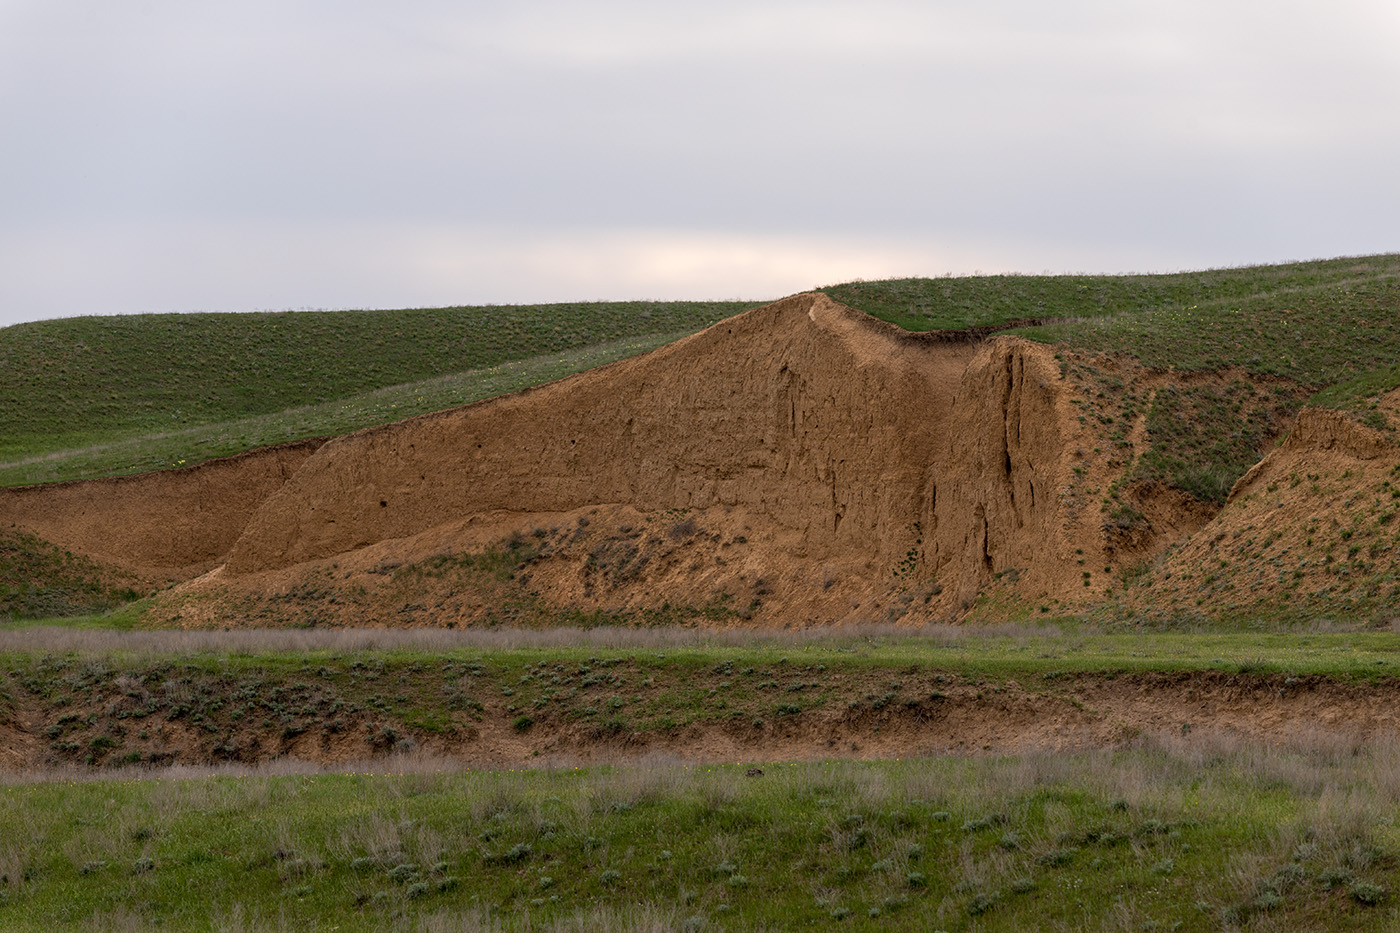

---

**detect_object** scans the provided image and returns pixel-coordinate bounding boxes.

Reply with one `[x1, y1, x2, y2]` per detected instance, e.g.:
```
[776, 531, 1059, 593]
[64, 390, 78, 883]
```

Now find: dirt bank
[2, 660, 1395, 773]
[3, 292, 1340, 626]
[0, 439, 323, 584]
[158, 294, 1156, 626]
[223, 294, 974, 575]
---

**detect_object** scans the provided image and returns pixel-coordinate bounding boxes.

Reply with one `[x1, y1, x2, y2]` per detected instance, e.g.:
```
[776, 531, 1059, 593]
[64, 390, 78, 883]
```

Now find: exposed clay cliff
[0, 440, 322, 583]
[223, 294, 971, 577]
[923, 338, 1073, 609]
[6, 291, 1372, 627]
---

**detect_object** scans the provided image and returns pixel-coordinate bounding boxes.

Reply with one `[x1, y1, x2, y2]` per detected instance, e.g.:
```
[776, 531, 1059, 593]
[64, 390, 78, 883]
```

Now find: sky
[1, 1, 1398, 326]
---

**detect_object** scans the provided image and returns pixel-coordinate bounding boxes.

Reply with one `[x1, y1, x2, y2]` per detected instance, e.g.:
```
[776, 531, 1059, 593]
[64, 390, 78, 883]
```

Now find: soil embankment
[223, 294, 974, 575]
[1, 659, 1394, 772]
[0, 440, 323, 584]
[4, 291, 1366, 626]
[159, 293, 1126, 625]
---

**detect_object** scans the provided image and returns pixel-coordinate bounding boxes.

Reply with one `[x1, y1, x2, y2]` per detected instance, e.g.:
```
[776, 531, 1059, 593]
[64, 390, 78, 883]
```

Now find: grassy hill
[5, 255, 1398, 491]
[0, 301, 757, 487]
[830, 254, 1400, 504]
[825, 253, 1400, 388]
[824, 254, 1398, 356]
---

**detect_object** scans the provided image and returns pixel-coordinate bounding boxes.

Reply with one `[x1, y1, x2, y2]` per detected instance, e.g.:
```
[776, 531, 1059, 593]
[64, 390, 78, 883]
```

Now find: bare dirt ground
[0, 439, 322, 584]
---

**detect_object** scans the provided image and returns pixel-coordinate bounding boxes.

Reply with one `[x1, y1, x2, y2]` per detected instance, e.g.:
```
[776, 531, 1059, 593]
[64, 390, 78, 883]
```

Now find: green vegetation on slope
[1309, 364, 1400, 435]
[0, 530, 144, 620]
[0, 301, 756, 486]
[0, 333, 694, 488]
[1023, 273, 1400, 388]
[823, 253, 1400, 341]
[826, 254, 1400, 390]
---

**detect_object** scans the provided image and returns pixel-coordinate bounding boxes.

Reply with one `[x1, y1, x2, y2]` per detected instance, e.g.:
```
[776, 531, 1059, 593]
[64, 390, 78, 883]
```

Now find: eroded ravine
[1, 664, 1394, 773]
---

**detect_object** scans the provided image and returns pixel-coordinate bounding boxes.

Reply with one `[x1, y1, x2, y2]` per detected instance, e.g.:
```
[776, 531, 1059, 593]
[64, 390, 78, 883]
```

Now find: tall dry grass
[0, 621, 1060, 658]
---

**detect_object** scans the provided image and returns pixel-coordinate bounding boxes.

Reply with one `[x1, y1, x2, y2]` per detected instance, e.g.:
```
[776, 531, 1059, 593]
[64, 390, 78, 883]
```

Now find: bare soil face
[2, 662, 1395, 773]
[2, 292, 1392, 627]
[0, 439, 322, 586]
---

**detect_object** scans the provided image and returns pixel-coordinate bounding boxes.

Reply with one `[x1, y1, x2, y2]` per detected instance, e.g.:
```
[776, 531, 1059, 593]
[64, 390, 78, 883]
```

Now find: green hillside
[824, 254, 1400, 373]
[0, 301, 757, 487]
[4, 254, 1398, 492]
[827, 254, 1400, 503]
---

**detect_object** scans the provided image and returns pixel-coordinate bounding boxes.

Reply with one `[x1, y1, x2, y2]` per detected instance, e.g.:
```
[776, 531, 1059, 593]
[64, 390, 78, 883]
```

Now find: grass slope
[0, 301, 756, 486]
[828, 254, 1400, 506]
[829, 253, 1400, 421]
[824, 254, 1400, 384]
[0, 333, 693, 488]
[0, 530, 144, 620]
[1022, 272, 1400, 388]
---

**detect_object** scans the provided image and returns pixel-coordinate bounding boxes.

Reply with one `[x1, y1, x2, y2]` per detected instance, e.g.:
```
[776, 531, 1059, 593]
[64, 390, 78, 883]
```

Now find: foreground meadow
[1, 735, 1398, 931]
[1, 626, 1399, 930]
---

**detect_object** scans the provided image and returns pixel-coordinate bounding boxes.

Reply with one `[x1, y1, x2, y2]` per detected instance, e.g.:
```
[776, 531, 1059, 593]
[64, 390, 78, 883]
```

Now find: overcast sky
[1, 1, 1397, 326]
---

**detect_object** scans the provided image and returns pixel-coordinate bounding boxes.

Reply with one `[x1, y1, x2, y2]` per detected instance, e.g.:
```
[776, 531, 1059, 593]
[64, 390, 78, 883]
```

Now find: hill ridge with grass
[0, 301, 757, 487]
[3, 254, 1400, 627]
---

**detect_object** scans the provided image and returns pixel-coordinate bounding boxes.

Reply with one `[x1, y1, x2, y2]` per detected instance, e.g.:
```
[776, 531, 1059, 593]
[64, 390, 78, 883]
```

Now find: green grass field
[2, 631, 1399, 931]
[823, 255, 1400, 373]
[3, 745, 1397, 931]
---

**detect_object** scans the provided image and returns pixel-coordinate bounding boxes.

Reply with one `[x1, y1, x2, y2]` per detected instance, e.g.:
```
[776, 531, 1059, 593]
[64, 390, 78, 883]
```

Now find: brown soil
[0, 439, 323, 585]
[221, 294, 972, 575]
[3, 668, 1396, 772]
[4, 291, 1385, 626]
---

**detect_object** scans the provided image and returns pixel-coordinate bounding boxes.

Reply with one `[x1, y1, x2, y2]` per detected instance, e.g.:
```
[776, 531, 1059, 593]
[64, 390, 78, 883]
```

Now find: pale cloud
[0, 1, 1397, 326]
[0, 219, 1227, 322]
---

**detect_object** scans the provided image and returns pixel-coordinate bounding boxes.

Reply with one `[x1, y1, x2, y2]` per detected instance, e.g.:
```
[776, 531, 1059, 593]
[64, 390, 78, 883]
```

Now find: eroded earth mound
[4, 292, 1395, 627]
